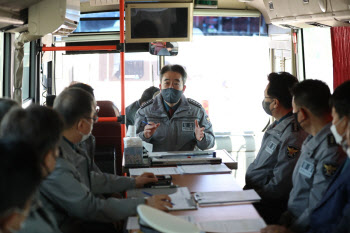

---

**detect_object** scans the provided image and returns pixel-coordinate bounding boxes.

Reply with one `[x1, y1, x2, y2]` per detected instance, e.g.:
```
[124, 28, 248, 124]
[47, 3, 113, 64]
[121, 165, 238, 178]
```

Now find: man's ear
[273, 99, 279, 109]
[1, 212, 20, 232]
[300, 108, 308, 121]
[77, 119, 85, 132]
[182, 85, 186, 93]
[159, 83, 162, 90]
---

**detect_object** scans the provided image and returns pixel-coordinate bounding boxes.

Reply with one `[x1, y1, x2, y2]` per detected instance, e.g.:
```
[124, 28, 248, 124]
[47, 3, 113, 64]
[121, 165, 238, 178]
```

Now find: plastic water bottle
[124, 125, 143, 166]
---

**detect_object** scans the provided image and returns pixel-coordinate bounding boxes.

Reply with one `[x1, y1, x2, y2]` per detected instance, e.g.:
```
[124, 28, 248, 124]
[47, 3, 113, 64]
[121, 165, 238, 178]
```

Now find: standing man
[126, 86, 160, 128]
[244, 72, 308, 224]
[134, 64, 215, 152]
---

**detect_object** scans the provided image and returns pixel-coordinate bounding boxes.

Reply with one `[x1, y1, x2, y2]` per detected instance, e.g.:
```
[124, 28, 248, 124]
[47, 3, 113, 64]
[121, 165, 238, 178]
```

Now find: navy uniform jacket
[245, 114, 308, 202]
[135, 94, 215, 152]
[308, 158, 350, 233]
[286, 123, 346, 233]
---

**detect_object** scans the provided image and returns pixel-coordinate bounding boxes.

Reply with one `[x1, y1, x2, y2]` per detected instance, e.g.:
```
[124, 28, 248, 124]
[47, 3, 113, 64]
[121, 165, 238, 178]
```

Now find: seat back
[93, 100, 123, 175]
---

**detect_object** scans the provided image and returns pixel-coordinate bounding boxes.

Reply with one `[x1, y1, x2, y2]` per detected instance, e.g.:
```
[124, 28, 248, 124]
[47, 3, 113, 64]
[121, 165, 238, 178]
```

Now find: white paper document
[148, 150, 215, 157]
[127, 187, 197, 211]
[178, 164, 231, 174]
[197, 218, 266, 233]
[194, 189, 261, 205]
[126, 216, 139, 230]
[129, 167, 180, 176]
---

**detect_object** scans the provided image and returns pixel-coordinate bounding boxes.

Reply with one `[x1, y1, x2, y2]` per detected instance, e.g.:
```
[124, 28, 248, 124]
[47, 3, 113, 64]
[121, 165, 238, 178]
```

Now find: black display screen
[130, 8, 188, 38]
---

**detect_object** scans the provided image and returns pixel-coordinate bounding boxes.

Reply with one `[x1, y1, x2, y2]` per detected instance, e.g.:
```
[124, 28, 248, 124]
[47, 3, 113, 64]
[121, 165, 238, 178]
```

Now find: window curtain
[331, 27, 350, 90]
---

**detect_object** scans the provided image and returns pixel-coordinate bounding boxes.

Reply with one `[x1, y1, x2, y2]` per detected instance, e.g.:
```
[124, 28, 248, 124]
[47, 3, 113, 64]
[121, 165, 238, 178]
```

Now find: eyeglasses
[85, 114, 99, 123]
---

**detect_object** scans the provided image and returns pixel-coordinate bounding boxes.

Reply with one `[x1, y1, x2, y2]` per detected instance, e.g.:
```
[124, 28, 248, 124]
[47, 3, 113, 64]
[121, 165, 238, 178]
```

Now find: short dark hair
[292, 79, 331, 116]
[160, 64, 187, 84]
[330, 81, 350, 118]
[0, 139, 42, 218]
[54, 87, 94, 129]
[140, 86, 160, 103]
[0, 98, 19, 122]
[69, 83, 95, 97]
[267, 72, 299, 109]
[0, 105, 64, 162]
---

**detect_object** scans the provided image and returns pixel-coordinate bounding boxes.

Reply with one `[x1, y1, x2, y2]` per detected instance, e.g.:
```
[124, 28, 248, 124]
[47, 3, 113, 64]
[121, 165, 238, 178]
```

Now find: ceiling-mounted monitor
[126, 3, 193, 43]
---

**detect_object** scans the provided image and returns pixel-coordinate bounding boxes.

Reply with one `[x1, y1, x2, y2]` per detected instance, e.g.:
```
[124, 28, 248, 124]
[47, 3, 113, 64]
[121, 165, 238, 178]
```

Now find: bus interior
[0, 0, 349, 186]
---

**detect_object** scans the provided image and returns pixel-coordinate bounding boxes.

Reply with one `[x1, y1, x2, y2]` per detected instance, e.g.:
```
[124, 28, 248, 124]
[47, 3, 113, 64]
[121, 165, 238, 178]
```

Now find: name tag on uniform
[265, 141, 277, 154]
[182, 122, 195, 131]
[299, 160, 315, 178]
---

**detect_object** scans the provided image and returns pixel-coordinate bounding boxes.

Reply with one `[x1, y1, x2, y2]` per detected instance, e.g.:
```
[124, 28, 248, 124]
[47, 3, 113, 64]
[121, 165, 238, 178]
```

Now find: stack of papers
[197, 218, 266, 233]
[127, 187, 197, 211]
[129, 167, 180, 176]
[127, 216, 266, 232]
[178, 164, 231, 174]
[194, 189, 261, 206]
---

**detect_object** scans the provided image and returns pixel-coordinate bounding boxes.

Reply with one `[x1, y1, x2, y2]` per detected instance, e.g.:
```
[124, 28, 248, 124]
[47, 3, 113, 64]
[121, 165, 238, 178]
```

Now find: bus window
[167, 20, 270, 135]
[22, 43, 30, 101]
[303, 28, 333, 89]
[55, 51, 158, 107]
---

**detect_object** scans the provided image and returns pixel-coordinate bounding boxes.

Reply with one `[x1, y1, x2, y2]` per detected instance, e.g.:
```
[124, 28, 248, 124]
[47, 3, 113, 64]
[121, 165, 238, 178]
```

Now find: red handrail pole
[120, 0, 126, 156]
[98, 117, 119, 122]
[41, 45, 117, 51]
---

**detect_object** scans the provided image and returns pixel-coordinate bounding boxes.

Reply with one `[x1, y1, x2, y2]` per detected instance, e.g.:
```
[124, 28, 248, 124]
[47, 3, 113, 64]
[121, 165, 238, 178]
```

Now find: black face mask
[293, 111, 304, 130]
[161, 88, 183, 104]
[262, 100, 273, 116]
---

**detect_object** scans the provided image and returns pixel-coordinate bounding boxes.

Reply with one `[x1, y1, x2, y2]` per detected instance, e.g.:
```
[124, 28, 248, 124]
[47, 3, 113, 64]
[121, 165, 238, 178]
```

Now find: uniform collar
[151, 94, 190, 116]
[304, 123, 332, 152]
[63, 136, 76, 150]
[268, 114, 294, 134]
[276, 112, 293, 125]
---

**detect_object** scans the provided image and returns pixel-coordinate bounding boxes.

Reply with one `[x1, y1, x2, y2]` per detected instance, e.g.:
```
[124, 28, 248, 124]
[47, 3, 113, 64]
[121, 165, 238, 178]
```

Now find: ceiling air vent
[305, 22, 331, 27]
[280, 24, 301, 30]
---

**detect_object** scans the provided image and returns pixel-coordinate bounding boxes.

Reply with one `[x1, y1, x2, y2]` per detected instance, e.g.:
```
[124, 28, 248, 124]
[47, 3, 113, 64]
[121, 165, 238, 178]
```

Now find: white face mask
[79, 119, 93, 142]
[330, 117, 345, 145]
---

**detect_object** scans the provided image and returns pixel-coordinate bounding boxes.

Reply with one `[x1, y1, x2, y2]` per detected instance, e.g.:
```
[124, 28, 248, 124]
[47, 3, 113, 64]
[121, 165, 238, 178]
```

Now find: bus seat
[92, 122, 122, 175]
[96, 100, 120, 117]
[93, 100, 122, 175]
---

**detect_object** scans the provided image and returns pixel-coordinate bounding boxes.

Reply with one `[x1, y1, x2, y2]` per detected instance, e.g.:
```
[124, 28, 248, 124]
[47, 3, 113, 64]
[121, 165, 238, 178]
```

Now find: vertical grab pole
[120, 0, 126, 158]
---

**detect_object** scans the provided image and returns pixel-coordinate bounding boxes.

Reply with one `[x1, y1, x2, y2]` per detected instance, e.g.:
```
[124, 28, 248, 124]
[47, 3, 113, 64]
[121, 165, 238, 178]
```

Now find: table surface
[134, 173, 263, 233]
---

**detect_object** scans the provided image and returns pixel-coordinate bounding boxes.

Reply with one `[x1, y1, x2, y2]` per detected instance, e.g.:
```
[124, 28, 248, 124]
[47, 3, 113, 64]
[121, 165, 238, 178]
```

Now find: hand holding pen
[144, 191, 173, 211]
[143, 121, 160, 139]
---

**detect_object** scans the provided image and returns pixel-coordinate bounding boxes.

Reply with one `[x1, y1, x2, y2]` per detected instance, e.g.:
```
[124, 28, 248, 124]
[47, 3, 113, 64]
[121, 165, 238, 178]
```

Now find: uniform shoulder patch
[287, 146, 299, 159]
[323, 161, 338, 177]
[140, 99, 154, 109]
[187, 98, 202, 108]
[327, 134, 337, 147]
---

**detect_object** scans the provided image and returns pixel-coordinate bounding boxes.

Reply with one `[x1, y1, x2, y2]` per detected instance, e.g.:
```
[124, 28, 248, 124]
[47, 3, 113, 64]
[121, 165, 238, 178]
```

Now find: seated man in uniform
[244, 72, 308, 224]
[261, 79, 346, 233]
[0, 140, 42, 233]
[261, 80, 350, 233]
[0, 105, 64, 233]
[126, 86, 160, 128]
[42, 87, 171, 232]
[135, 64, 215, 152]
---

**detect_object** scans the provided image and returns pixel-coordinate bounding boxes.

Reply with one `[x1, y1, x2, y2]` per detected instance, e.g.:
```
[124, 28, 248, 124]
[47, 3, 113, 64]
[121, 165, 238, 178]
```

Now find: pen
[142, 191, 175, 205]
[142, 121, 149, 125]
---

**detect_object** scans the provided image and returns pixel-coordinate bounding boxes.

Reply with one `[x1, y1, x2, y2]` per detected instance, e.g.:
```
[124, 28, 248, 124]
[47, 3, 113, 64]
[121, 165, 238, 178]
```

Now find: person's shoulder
[140, 99, 154, 109]
[187, 98, 202, 109]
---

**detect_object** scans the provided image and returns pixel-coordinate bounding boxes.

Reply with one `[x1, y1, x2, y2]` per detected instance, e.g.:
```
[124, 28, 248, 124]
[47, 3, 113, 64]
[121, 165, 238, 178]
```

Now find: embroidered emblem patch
[206, 117, 210, 123]
[323, 162, 338, 177]
[287, 146, 299, 159]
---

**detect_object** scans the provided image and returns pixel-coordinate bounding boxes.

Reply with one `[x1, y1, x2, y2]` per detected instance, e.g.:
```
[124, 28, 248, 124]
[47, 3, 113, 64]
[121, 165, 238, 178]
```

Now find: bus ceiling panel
[0, 0, 43, 12]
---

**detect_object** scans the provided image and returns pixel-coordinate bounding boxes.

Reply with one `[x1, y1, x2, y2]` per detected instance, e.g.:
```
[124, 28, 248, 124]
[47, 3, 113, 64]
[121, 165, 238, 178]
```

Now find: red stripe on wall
[331, 27, 350, 90]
